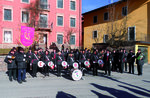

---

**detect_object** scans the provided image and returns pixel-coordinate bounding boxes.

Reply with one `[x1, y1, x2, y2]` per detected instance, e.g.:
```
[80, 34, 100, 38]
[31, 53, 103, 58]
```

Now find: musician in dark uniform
[43, 50, 52, 76]
[123, 49, 128, 72]
[103, 49, 112, 76]
[111, 50, 117, 71]
[4, 49, 17, 81]
[118, 49, 124, 73]
[74, 49, 80, 63]
[51, 49, 57, 70]
[55, 51, 64, 77]
[127, 49, 135, 74]
[136, 49, 145, 75]
[31, 49, 40, 77]
[67, 53, 75, 70]
[91, 50, 99, 76]
[15, 48, 27, 83]
[26, 47, 33, 73]
[64, 48, 69, 61]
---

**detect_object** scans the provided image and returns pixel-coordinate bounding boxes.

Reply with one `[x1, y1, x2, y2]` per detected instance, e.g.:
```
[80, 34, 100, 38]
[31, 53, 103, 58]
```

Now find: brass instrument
[7, 55, 15, 60]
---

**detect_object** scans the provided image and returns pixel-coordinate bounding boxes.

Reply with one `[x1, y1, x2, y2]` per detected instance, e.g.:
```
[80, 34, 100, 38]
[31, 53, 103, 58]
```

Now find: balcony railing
[39, 3, 50, 11]
[34, 21, 51, 31]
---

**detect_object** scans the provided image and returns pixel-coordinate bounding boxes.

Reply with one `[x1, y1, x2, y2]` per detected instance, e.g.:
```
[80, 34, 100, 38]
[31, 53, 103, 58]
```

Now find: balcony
[39, 3, 50, 11]
[34, 21, 52, 32]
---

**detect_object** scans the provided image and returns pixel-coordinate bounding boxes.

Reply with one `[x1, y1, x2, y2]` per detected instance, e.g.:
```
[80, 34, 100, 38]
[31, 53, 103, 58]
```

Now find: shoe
[14, 78, 17, 81]
[9, 78, 13, 82]
[18, 81, 22, 84]
[22, 80, 27, 82]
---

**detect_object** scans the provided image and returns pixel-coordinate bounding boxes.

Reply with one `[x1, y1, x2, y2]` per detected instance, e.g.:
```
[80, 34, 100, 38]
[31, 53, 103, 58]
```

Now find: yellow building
[83, 0, 150, 63]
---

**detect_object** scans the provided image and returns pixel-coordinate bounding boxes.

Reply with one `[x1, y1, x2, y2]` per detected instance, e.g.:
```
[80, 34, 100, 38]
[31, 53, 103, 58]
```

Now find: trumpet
[7, 55, 15, 60]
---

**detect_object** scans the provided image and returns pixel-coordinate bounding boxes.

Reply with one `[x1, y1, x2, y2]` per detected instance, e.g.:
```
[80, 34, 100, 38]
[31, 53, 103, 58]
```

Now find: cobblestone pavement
[0, 64, 150, 98]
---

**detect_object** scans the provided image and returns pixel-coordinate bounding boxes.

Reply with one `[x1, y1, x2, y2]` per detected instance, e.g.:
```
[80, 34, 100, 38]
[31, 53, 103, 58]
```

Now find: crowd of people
[4, 47, 145, 84]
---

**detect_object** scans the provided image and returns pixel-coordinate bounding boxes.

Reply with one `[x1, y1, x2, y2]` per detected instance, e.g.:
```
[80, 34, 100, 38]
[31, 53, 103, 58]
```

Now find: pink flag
[21, 26, 34, 46]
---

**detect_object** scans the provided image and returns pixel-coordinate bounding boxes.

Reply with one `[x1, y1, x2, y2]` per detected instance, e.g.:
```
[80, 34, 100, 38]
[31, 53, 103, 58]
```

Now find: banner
[20, 26, 34, 46]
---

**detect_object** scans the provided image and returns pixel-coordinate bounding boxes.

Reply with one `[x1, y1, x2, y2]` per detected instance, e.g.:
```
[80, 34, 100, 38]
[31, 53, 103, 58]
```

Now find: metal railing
[34, 21, 51, 29]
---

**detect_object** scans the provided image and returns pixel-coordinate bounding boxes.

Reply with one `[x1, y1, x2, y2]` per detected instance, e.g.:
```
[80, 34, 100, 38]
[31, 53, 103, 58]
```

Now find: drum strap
[83, 55, 86, 60]
[58, 56, 62, 61]
[71, 57, 74, 62]
[46, 55, 50, 61]
[34, 54, 39, 61]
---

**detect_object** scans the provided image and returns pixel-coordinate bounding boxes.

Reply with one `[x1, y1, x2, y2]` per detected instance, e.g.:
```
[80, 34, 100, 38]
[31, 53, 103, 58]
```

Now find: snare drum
[62, 61, 68, 69]
[38, 61, 45, 68]
[70, 69, 82, 81]
[84, 61, 90, 68]
[48, 61, 55, 69]
[73, 62, 79, 69]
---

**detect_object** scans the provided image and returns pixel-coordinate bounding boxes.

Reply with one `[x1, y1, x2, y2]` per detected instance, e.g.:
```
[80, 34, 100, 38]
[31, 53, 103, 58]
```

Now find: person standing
[103, 50, 112, 76]
[55, 51, 64, 77]
[15, 48, 27, 83]
[127, 49, 135, 74]
[4, 49, 17, 81]
[123, 49, 128, 72]
[67, 53, 75, 70]
[119, 49, 124, 73]
[31, 49, 40, 77]
[136, 49, 145, 75]
[91, 50, 99, 76]
[26, 47, 33, 73]
[111, 50, 117, 71]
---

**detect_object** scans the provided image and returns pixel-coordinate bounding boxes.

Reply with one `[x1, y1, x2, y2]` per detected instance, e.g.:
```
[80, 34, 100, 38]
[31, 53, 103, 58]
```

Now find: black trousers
[93, 63, 98, 76]
[124, 62, 127, 71]
[57, 65, 62, 76]
[137, 64, 143, 75]
[32, 64, 37, 76]
[129, 62, 134, 74]
[112, 62, 116, 71]
[44, 65, 49, 75]
[119, 62, 124, 73]
[8, 68, 16, 80]
[105, 64, 111, 76]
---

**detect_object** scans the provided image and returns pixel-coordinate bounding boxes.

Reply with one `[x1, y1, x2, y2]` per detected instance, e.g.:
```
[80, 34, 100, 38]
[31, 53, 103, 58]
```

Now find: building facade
[0, 0, 82, 50]
[83, 0, 150, 63]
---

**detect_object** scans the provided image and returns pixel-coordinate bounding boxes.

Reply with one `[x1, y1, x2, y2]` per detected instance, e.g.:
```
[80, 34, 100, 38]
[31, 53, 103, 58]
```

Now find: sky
[82, 0, 119, 13]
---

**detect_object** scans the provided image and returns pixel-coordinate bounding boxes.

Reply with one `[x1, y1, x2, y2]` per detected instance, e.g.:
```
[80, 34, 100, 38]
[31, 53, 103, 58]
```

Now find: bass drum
[70, 69, 82, 81]
[84, 61, 90, 68]
[62, 61, 68, 69]
[38, 61, 45, 68]
[73, 62, 79, 69]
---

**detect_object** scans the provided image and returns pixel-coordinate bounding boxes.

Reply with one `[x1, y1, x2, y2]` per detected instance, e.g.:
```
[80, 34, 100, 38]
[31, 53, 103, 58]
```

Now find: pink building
[0, 0, 82, 50]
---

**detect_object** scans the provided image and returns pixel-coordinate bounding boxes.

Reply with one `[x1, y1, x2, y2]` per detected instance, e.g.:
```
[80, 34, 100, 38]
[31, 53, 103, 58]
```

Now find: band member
[119, 49, 124, 73]
[111, 50, 117, 71]
[99, 50, 105, 69]
[15, 48, 27, 83]
[103, 50, 112, 76]
[136, 49, 145, 75]
[127, 49, 135, 74]
[26, 47, 33, 72]
[123, 49, 128, 72]
[91, 50, 99, 76]
[51, 49, 57, 70]
[4, 49, 17, 81]
[74, 49, 80, 63]
[31, 49, 40, 77]
[64, 48, 69, 61]
[61, 49, 66, 61]
[67, 53, 75, 70]
[55, 51, 64, 77]
[43, 50, 52, 76]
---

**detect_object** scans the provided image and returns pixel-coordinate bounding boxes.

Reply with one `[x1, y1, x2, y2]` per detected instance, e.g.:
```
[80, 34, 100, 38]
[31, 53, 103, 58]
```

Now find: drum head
[38, 61, 44, 67]
[72, 69, 82, 81]
[62, 61, 67, 67]
[73, 62, 78, 69]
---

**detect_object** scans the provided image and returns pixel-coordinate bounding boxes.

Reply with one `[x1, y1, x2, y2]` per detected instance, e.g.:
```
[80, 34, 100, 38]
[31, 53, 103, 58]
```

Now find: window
[40, 0, 48, 10]
[57, 34, 63, 44]
[70, 18, 75, 27]
[122, 6, 127, 16]
[93, 31, 97, 38]
[70, 1, 75, 10]
[4, 9, 12, 21]
[128, 27, 135, 41]
[57, 0, 63, 8]
[93, 16, 97, 23]
[103, 35, 108, 43]
[4, 30, 12, 43]
[22, 11, 29, 23]
[57, 16, 63, 26]
[70, 35, 75, 45]
[40, 14, 48, 28]
[22, 0, 29, 3]
[104, 12, 109, 21]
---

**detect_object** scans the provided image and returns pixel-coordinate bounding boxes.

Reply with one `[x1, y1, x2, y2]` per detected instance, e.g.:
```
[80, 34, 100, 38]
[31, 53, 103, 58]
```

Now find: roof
[82, 0, 127, 15]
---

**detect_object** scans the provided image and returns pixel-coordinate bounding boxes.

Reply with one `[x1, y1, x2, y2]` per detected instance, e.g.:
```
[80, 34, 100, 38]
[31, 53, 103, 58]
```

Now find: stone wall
[0, 56, 7, 72]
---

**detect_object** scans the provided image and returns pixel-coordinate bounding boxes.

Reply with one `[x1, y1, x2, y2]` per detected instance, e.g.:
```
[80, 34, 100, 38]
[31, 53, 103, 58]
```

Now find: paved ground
[0, 64, 150, 98]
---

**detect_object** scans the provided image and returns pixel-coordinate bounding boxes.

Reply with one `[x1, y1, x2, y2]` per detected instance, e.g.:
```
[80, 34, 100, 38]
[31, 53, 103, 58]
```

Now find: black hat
[138, 49, 141, 51]
[10, 49, 14, 52]
[34, 49, 38, 51]
[29, 47, 32, 50]
[19, 47, 24, 51]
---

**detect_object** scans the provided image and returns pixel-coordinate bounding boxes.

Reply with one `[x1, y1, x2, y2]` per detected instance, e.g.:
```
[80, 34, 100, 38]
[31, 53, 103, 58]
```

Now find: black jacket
[4, 53, 17, 69]
[67, 55, 75, 66]
[55, 54, 64, 66]
[15, 52, 27, 69]
[103, 53, 112, 66]
[127, 52, 135, 63]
